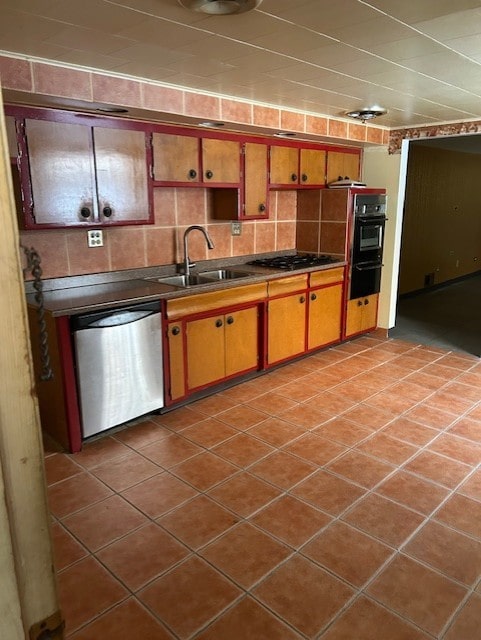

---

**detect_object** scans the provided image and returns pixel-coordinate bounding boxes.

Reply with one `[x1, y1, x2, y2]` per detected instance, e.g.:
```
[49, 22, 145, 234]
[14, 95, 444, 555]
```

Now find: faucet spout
[183, 225, 215, 277]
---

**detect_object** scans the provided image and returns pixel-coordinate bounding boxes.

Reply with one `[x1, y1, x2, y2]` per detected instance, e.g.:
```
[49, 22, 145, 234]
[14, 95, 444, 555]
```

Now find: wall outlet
[231, 222, 242, 236]
[87, 229, 103, 247]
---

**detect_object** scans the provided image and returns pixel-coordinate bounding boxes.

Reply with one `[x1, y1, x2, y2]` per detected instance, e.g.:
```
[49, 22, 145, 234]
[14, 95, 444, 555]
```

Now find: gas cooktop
[247, 254, 338, 271]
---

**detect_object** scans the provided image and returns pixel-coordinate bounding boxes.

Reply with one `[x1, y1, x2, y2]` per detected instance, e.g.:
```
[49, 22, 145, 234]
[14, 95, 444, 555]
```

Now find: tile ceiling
[1, 0, 481, 128]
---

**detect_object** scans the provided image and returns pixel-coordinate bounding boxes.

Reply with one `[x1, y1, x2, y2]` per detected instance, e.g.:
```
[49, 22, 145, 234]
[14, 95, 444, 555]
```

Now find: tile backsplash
[20, 189, 298, 280]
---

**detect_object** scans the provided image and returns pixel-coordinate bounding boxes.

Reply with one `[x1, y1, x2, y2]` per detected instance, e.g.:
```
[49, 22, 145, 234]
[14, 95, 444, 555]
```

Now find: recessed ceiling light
[345, 107, 387, 123]
[178, 0, 263, 15]
[274, 131, 296, 138]
[198, 121, 225, 128]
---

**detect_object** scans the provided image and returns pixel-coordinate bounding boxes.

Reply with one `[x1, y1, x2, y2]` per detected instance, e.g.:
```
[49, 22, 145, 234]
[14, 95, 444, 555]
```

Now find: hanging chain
[21, 245, 53, 381]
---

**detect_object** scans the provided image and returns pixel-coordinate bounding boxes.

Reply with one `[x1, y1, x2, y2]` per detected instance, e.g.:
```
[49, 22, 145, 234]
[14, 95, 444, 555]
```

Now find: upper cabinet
[211, 140, 268, 221]
[326, 150, 361, 184]
[242, 141, 268, 219]
[13, 113, 152, 228]
[152, 131, 240, 186]
[201, 138, 240, 184]
[269, 145, 326, 187]
[152, 132, 200, 183]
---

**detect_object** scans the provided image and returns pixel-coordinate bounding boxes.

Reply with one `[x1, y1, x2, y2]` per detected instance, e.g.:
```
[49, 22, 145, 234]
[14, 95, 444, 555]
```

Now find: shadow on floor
[389, 272, 481, 357]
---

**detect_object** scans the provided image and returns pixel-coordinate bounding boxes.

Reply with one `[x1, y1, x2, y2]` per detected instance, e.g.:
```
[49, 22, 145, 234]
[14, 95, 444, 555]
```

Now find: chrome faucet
[183, 225, 215, 276]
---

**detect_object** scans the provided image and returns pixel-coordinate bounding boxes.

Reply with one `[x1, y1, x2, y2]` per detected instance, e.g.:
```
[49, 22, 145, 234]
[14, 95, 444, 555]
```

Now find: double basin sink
[147, 269, 254, 288]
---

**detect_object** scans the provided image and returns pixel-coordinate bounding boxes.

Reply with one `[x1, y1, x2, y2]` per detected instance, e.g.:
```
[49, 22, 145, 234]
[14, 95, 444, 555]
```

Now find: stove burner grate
[247, 254, 337, 270]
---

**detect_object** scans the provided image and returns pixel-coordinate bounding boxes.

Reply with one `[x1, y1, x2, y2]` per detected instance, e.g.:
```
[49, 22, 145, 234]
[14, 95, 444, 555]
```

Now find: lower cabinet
[307, 267, 344, 350]
[308, 283, 343, 350]
[267, 274, 308, 366]
[165, 283, 267, 404]
[345, 293, 379, 337]
[267, 269, 344, 365]
[167, 322, 186, 402]
[186, 307, 259, 390]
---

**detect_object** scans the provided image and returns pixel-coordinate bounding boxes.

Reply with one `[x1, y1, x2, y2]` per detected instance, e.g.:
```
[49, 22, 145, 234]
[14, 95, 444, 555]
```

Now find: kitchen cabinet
[152, 132, 240, 185]
[186, 307, 259, 390]
[167, 322, 186, 402]
[308, 268, 344, 350]
[267, 274, 308, 365]
[243, 142, 268, 218]
[202, 138, 240, 184]
[345, 293, 378, 337]
[165, 282, 266, 403]
[153, 132, 200, 183]
[20, 118, 151, 228]
[211, 141, 269, 220]
[269, 145, 326, 186]
[326, 150, 361, 184]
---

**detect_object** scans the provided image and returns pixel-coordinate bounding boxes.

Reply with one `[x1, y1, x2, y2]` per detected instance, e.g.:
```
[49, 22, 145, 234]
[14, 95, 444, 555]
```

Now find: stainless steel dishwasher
[72, 300, 164, 438]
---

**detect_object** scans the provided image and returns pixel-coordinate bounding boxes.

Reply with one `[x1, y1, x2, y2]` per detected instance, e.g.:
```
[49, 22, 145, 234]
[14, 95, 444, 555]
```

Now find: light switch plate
[87, 229, 103, 247]
[231, 222, 242, 236]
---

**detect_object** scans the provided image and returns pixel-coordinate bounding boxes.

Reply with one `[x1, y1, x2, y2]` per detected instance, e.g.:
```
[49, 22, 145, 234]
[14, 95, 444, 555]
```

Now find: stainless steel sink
[147, 274, 207, 287]
[199, 269, 252, 281]
[146, 269, 253, 288]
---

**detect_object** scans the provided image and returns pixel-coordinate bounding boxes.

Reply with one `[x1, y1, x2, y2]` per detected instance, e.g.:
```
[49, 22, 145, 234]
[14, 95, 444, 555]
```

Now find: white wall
[362, 145, 405, 330]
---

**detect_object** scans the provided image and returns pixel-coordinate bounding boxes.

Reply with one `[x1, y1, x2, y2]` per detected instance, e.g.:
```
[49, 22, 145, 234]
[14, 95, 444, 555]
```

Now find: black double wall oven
[349, 193, 387, 299]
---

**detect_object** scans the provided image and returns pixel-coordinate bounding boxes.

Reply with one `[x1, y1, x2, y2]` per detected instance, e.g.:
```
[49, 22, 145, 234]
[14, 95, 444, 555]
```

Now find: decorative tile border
[388, 121, 481, 154]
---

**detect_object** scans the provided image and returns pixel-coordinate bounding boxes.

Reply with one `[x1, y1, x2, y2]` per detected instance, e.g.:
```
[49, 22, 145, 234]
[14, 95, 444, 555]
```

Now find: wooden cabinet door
[94, 127, 150, 223]
[345, 293, 378, 337]
[26, 119, 95, 225]
[243, 142, 268, 219]
[202, 138, 240, 184]
[270, 146, 299, 185]
[300, 148, 326, 185]
[361, 293, 378, 331]
[345, 298, 364, 337]
[267, 293, 306, 364]
[225, 307, 259, 377]
[308, 284, 342, 350]
[186, 315, 225, 389]
[326, 150, 361, 184]
[152, 132, 200, 182]
[167, 322, 185, 402]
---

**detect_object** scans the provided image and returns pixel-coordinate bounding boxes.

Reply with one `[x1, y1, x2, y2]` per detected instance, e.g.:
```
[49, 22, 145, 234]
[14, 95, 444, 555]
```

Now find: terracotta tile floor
[44, 335, 481, 639]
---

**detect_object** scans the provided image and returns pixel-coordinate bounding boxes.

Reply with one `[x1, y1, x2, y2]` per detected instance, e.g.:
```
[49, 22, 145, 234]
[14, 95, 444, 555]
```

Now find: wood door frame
[0, 87, 61, 637]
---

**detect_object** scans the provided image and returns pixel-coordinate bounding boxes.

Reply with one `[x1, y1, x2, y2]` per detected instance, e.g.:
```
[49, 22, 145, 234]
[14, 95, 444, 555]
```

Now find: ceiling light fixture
[198, 121, 225, 127]
[345, 107, 387, 124]
[274, 131, 296, 138]
[177, 0, 263, 15]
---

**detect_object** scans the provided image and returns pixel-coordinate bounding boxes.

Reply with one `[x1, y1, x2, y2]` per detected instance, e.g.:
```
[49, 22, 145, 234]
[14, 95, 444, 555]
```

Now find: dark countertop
[26, 257, 346, 317]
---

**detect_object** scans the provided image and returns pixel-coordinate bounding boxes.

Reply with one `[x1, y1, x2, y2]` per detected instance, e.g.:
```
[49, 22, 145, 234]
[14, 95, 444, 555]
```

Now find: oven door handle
[354, 263, 384, 271]
[356, 216, 387, 222]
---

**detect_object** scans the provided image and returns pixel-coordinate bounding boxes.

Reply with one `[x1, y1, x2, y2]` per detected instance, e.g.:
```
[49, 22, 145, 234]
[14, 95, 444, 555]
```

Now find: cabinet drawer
[167, 282, 267, 320]
[309, 267, 344, 287]
[268, 274, 308, 297]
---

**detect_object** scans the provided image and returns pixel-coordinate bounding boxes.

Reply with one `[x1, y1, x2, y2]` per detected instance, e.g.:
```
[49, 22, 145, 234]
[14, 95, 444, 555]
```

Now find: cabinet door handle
[171, 326, 180, 336]
[311, 293, 317, 301]
[364, 299, 369, 305]
[357, 300, 363, 307]
[301, 173, 308, 182]
[226, 316, 234, 325]
[80, 206, 91, 219]
[102, 206, 113, 218]
[188, 169, 197, 179]
[291, 173, 297, 182]
[205, 170, 214, 180]
[259, 203, 266, 212]
[215, 319, 223, 328]
[300, 296, 306, 304]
